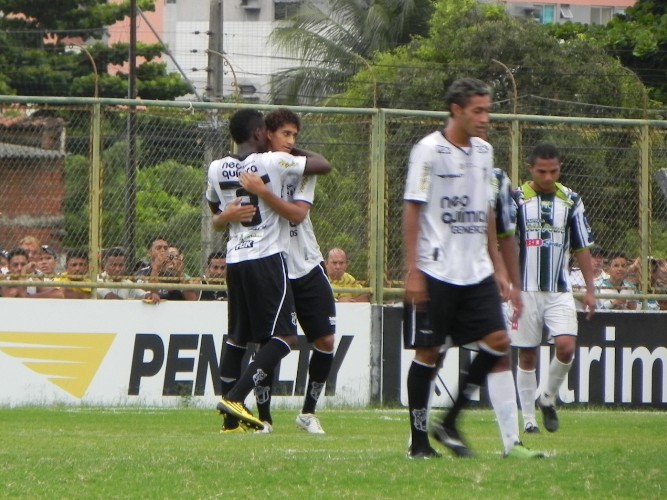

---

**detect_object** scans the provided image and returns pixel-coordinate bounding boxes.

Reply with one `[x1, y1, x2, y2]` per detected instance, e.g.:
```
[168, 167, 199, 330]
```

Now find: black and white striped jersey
[513, 181, 594, 292]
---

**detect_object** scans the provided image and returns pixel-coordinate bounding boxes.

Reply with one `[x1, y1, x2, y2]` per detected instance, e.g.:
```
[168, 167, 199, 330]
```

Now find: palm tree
[269, 0, 432, 105]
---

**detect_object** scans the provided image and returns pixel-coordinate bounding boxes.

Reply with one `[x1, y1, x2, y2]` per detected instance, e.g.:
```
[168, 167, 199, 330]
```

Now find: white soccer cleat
[254, 422, 273, 434]
[295, 413, 326, 434]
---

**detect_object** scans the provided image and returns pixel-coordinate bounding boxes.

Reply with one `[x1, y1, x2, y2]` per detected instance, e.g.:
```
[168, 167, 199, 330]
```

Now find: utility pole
[207, 0, 224, 101]
[124, 0, 138, 265]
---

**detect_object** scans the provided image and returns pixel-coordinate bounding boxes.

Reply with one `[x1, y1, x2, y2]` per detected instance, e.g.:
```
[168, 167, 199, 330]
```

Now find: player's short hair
[207, 251, 226, 265]
[229, 109, 265, 144]
[265, 108, 300, 133]
[444, 78, 491, 114]
[528, 143, 561, 165]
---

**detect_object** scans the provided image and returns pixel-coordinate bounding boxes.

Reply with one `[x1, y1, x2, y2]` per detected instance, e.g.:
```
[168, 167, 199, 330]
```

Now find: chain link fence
[1, 97, 666, 304]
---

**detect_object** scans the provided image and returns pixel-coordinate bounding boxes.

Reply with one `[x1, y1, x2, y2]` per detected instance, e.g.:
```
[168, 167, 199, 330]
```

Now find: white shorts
[508, 291, 577, 348]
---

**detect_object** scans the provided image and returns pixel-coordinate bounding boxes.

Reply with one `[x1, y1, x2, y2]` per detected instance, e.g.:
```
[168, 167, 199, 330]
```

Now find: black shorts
[404, 274, 505, 349]
[291, 263, 336, 342]
[226, 253, 297, 344]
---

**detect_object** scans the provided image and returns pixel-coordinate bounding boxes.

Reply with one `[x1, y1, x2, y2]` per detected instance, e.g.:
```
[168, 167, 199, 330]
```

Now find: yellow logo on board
[0, 332, 116, 398]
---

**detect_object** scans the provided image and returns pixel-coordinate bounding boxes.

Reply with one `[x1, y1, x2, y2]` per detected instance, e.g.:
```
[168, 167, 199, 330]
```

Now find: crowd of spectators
[0, 235, 370, 303]
[569, 247, 667, 311]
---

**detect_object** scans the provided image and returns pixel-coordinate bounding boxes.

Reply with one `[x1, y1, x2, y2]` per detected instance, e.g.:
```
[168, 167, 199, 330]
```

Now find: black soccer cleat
[430, 421, 474, 458]
[537, 397, 559, 433]
[406, 445, 442, 460]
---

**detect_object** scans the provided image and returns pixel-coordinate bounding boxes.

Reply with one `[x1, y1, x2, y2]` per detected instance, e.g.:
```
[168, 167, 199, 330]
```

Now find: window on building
[533, 4, 556, 24]
[591, 6, 614, 25]
[274, 0, 302, 21]
[560, 5, 573, 20]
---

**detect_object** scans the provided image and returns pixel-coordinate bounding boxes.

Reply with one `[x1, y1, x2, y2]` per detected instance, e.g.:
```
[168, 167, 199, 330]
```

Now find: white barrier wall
[0, 300, 371, 408]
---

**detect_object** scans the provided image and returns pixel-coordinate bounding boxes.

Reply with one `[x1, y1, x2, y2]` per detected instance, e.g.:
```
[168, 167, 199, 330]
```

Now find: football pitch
[1, 407, 665, 498]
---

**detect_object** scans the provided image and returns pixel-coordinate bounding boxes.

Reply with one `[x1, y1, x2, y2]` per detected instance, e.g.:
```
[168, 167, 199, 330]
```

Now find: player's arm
[291, 148, 332, 176]
[403, 200, 427, 307]
[487, 211, 511, 301]
[574, 247, 597, 319]
[498, 235, 523, 322]
[239, 172, 309, 224]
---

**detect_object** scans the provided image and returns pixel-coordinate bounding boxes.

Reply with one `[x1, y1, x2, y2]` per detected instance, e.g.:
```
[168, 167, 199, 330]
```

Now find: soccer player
[403, 78, 513, 459]
[511, 143, 596, 433]
[239, 108, 335, 434]
[206, 108, 331, 433]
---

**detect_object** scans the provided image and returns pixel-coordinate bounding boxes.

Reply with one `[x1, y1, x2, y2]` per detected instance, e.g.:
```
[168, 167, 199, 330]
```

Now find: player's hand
[404, 270, 428, 311]
[583, 290, 597, 319]
[217, 198, 256, 224]
[239, 172, 267, 196]
[497, 277, 512, 302]
[509, 286, 523, 323]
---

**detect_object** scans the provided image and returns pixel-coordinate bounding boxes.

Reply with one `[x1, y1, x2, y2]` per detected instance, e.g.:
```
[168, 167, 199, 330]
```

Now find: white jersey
[286, 174, 324, 279]
[404, 131, 495, 285]
[206, 152, 306, 263]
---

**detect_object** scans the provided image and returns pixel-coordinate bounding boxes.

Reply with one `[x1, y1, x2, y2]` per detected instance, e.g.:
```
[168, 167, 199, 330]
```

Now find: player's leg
[253, 339, 275, 433]
[537, 293, 578, 432]
[407, 344, 442, 459]
[510, 291, 542, 432]
[293, 266, 337, 434]
[431, 276, 507, 458]
[219, 255, 297, 431]
[218, 340, 249, 433]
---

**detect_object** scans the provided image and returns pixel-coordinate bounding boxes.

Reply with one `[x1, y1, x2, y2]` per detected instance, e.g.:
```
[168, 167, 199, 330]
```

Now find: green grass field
[1, 407, 665, 499]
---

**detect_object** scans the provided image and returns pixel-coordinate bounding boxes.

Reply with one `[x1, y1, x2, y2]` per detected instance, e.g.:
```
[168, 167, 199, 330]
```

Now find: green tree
[0, 0, 191, 99]
[326, 0, 649, 282]
[269, 0, 433, 105]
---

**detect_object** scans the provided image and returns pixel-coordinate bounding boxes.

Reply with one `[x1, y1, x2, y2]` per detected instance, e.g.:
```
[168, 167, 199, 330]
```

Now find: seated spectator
[324, 247, 370, 302]
[598, 252, 637, 311]
[54, 249, 92, 299]
[97, 247, 159, 302]
[166, 243, 200, 301]
[38, 245, 59, 277]
[0, 249, 8, 275]
[649, 258, 667, 311]
[18, 235, 41, 276]
[35, 245, 64, 297]
[135, 237, 194, 301]
[200, 251, 228, 301]
[570, 246, 607, 311]
[1, 248, 62, 298]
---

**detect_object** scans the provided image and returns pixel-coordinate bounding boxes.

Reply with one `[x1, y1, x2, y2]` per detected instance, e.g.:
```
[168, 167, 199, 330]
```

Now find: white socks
[517, 367, 537, 423]
[488, 370, 520, 454]
[544, 357, 573, 405]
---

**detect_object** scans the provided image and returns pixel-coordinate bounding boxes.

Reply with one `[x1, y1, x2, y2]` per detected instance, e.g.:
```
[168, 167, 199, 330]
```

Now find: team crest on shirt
[475, 144, 490, 154]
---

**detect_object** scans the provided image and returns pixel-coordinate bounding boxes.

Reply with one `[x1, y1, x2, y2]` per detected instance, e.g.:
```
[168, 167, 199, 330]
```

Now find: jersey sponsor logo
[526, 238, 563, 248]
[233, 240, 255, 251]
[221, 162, 258, 180]
[278, 159, 296, 169]
[475, 144, 490, 154]
[440, 195, 487, 232]
[436, 145, 452, 154]
[436, 173, 464, 178]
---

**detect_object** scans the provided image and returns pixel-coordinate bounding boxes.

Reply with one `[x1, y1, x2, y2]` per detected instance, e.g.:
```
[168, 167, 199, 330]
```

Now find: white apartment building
[155, 0, 635, 102]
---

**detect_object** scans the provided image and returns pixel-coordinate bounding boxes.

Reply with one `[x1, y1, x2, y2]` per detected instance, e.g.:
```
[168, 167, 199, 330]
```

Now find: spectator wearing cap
[38, 245, 59, 276]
